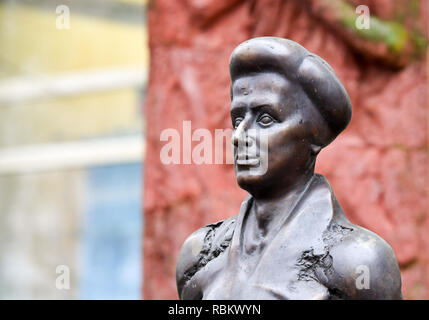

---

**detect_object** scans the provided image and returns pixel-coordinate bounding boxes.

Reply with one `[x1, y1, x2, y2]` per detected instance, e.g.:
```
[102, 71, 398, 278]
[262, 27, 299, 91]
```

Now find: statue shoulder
[327, 224, 402, 299]
[176, 216, 237, 298]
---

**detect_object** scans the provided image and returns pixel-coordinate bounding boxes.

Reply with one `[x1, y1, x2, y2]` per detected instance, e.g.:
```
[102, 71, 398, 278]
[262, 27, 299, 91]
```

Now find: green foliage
[337, 0, 426, 56]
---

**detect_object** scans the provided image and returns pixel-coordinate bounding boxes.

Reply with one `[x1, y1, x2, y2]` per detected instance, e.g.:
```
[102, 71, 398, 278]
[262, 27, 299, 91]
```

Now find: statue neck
[250, 171, 314, 236]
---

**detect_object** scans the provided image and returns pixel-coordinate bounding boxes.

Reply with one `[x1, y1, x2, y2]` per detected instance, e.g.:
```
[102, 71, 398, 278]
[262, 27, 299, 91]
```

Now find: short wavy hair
[229, 37, 352, 147]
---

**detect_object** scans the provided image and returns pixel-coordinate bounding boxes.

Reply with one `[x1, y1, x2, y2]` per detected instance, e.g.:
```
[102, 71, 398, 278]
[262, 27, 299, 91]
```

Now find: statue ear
[310, 144, 322, 155]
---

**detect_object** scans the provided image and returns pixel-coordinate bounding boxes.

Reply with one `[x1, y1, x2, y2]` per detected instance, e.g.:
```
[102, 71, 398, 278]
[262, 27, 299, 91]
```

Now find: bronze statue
[176, 37, 402, 300]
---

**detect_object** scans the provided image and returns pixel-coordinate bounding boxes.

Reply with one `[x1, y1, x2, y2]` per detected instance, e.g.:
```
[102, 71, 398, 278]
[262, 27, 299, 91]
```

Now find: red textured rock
[143, 0, 428, 299]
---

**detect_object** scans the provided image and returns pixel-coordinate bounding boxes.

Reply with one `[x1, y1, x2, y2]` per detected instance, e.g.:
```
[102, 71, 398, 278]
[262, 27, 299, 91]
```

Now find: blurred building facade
[0, 0, 147, 299]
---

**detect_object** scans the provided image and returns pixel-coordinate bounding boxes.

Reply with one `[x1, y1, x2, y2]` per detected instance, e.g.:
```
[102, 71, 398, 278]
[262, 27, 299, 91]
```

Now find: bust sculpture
[176, 37, 402, 300]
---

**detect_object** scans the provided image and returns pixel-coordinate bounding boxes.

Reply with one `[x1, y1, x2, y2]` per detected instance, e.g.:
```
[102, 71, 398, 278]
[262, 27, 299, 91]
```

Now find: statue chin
[235, 166, 269, 194]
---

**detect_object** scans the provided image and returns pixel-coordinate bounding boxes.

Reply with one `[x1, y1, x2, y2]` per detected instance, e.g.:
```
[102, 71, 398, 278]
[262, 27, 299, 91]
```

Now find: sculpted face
[231, 72, 322, 197]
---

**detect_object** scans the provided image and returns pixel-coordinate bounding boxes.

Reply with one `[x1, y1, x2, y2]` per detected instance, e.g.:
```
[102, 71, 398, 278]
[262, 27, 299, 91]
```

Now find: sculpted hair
[229, 37, 352, 146]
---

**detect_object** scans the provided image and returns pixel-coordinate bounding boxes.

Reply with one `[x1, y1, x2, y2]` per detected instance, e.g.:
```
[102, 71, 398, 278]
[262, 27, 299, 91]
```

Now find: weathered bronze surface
[176, 37, 402, 300]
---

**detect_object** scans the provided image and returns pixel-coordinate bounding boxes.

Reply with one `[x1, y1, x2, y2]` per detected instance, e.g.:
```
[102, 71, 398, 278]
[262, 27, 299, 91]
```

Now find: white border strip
[0, 135, 144, 175]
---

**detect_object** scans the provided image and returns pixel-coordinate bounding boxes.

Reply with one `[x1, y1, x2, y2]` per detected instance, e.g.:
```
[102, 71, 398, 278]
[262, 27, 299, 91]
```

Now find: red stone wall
[143, 0, 428, 299]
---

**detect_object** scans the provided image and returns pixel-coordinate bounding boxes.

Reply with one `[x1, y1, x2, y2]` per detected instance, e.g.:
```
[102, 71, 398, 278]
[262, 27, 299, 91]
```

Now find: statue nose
[232, 121, 254, 148]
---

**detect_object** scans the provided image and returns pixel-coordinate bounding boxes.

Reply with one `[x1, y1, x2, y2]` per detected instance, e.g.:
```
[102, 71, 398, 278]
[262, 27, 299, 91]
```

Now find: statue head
[229, 37, 352, 198]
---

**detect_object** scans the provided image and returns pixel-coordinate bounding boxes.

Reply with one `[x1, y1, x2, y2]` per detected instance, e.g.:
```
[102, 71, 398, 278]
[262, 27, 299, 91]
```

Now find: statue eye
[258, 114, 274, 126]
[233, 117, 243, 129]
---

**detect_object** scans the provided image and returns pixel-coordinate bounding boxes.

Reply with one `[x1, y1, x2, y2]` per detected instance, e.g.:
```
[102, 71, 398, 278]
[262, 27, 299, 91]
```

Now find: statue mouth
[236, 156, 260, 166]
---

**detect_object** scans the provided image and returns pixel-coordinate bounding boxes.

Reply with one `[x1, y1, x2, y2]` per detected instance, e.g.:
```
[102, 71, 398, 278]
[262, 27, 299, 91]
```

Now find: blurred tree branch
[306, 0, 427, 68]
[186, 0, 245, 28]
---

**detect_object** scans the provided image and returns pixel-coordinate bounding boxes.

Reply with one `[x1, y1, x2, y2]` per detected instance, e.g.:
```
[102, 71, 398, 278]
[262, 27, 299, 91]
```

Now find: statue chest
[184, 244, 331, 300]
